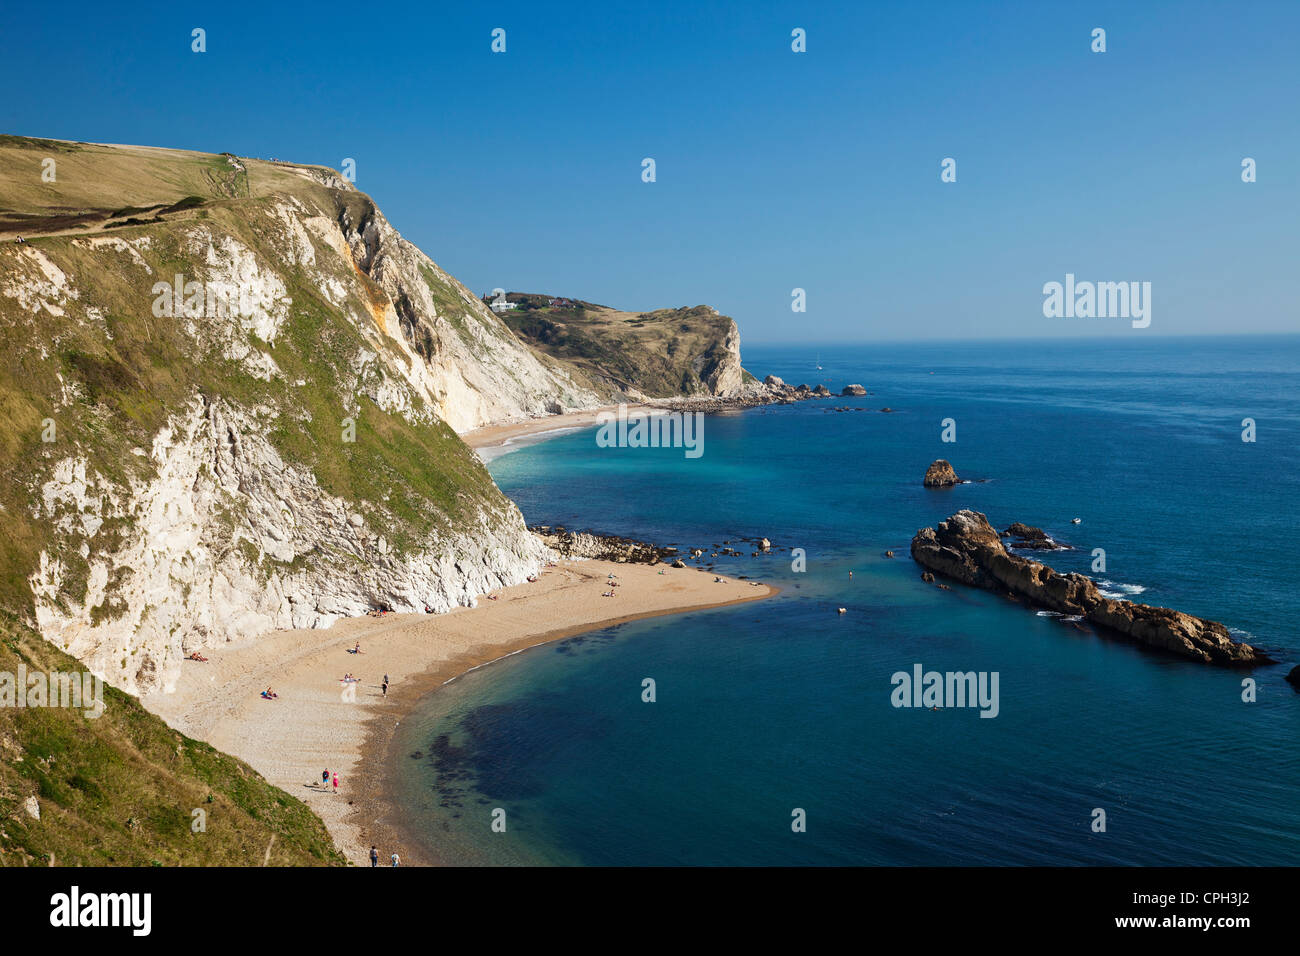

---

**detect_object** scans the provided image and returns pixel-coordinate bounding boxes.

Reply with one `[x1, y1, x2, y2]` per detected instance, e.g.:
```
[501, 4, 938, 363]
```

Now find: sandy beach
[462, 404, 656, 461]
[143, 558, 773, 865]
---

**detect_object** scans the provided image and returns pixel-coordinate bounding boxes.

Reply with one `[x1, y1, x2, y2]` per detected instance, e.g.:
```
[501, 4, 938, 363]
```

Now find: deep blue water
[393, 336, 1300, 865]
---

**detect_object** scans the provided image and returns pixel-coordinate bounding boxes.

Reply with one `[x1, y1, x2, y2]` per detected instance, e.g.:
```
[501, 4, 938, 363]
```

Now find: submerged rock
[1001, 522, 1070, 550]
[910, 510, 1268, 665]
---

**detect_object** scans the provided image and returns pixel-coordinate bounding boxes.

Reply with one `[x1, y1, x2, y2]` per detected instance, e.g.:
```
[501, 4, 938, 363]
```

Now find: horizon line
[741, 330, 1300, 348]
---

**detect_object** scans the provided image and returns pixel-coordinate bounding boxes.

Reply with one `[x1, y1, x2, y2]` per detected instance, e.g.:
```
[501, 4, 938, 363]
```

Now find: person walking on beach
[322, 769, 329, 789]
[382, 675, 389, 696]
[369, 845, 379, 867]
[332, 772, 339, 794]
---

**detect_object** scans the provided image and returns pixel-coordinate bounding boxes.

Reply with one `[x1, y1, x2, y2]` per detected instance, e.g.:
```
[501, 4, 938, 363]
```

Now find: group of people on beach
[320, 769, 338, 793]
[369, 845, 400, 867]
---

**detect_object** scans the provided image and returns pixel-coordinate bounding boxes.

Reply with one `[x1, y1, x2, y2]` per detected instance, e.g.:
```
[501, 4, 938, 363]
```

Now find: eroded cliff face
[30, 397, 546, 693]
[696, 318, 746, 396]
[331, 196, 600, 431]
[910, 510, 1265, 665]
[490, 298, 758, 401]
[0, 141, 585, 693]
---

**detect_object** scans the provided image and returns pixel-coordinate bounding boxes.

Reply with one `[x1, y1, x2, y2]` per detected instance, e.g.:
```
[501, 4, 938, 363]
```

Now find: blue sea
[392, 335, 1300, 865]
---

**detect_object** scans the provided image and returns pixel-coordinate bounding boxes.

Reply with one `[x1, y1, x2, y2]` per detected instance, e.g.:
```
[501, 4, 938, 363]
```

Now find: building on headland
[485, 289, 517, 313]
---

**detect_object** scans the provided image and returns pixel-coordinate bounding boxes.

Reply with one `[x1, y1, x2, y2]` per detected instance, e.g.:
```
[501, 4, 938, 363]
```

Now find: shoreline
[356, 570, 777, 866]
[460, 391, 818, 463]
[142, 559, 775, 866]
[462, 405, 650, 462]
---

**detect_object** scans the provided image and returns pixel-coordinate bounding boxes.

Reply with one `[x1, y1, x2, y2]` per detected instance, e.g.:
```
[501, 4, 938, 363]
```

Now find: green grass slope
[0, 612, 343, 866]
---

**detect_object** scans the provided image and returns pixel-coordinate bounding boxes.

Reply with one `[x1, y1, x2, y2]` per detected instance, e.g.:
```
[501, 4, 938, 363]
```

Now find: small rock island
[923, 459, 961, 487]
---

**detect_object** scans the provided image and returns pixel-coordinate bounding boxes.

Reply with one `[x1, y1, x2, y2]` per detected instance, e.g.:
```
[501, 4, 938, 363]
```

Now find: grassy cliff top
[0, 135, 346, 237]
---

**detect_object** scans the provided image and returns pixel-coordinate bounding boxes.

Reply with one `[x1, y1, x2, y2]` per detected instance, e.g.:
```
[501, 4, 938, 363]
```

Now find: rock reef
[910, 510, 1267, 665]
[1001, 522, 1070, 551]
[529, 527, 671, 565]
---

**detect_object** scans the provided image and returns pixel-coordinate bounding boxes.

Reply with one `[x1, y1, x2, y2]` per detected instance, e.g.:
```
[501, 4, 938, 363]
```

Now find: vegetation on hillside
[0, 139, 515, 621]
[0, 612, 343, 866]
[491, 293, 746, 397]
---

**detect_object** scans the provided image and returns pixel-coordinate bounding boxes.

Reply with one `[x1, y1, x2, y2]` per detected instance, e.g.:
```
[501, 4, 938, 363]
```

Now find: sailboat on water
[815, 352, 823, 371]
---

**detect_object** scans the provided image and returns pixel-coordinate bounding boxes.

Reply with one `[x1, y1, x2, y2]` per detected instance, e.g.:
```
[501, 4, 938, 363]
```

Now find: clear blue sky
[4, 0, 1297, 342]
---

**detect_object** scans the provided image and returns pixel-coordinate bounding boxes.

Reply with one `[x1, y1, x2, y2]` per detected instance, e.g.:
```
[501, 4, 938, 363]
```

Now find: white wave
[1096, 579, 1147, 600]
[1037, 610, 1085, 623]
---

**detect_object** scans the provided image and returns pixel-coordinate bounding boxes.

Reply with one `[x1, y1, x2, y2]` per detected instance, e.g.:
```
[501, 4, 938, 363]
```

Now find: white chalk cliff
[1, 143, 597, 694]
[0, 138, 761, 696]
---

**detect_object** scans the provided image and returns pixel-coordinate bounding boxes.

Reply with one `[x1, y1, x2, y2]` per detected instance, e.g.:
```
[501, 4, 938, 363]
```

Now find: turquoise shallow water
[393, 336, 1300, 865]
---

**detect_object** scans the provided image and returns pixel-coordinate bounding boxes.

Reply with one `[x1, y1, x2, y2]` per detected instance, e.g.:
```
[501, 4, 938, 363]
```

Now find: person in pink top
[332, 772, 338, 793]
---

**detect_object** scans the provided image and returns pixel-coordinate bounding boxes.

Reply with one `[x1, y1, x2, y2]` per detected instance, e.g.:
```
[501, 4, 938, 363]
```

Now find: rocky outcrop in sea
[910, 510, 1268, 665]
[647, 377, 837, 413]
[1001, 522, 1070, 550]
[923, 459, 961, 487]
